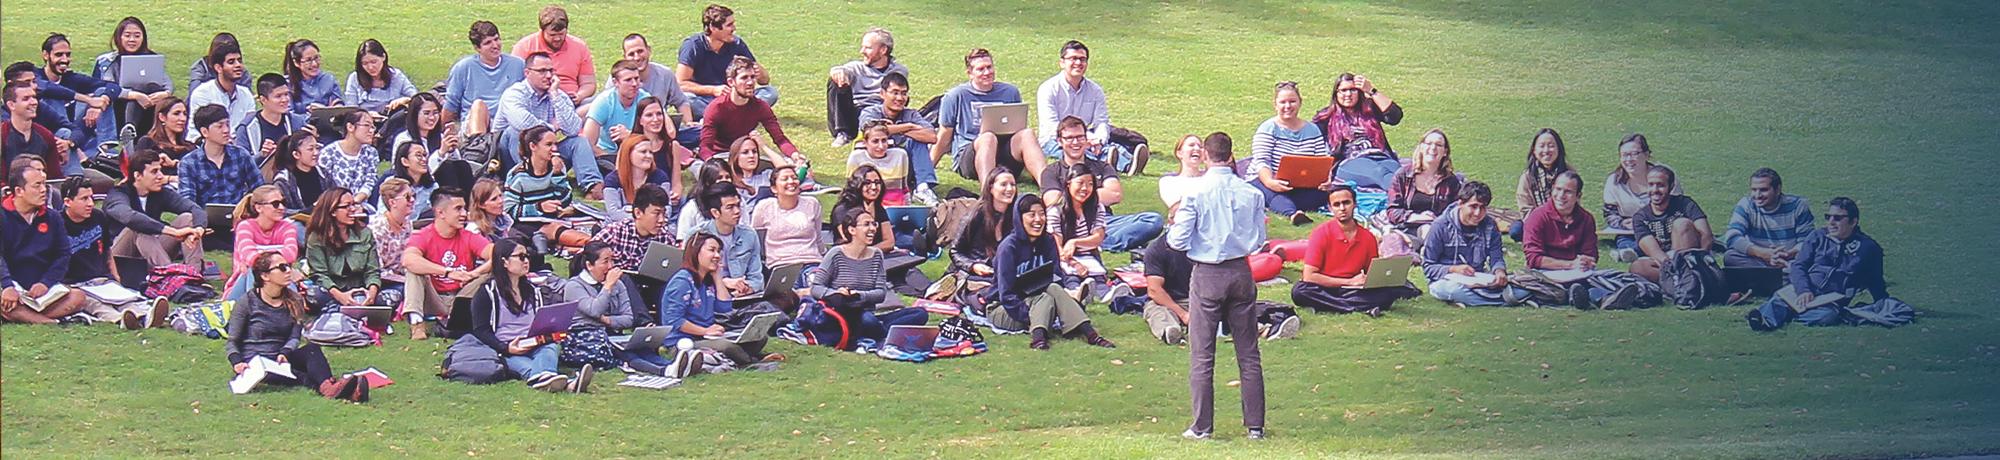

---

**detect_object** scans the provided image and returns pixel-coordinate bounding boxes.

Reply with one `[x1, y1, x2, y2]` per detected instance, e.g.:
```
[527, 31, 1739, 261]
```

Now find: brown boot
[409, 321, 430, 340]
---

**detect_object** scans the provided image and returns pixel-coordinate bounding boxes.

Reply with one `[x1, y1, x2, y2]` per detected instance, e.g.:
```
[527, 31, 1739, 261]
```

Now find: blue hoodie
[1420, 203, 1507, 281]
[991, 194, 1074, 323]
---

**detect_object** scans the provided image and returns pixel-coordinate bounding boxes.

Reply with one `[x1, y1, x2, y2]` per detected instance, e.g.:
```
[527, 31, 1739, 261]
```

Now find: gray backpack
[305, 313, 375, 347]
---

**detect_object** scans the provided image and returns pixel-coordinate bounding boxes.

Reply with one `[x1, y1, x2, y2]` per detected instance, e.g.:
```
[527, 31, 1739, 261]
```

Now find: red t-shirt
[1303, 220, 1379, 278]
[407, 225, 491, 293]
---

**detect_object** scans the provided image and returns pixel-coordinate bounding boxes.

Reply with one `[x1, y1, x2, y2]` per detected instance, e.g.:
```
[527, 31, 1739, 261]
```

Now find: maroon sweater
[697, 95, 798, 159]
[1522, 200, 1599, 269]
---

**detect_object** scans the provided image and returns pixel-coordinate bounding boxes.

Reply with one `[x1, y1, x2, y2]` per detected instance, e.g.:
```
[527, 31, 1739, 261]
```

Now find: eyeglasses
[1063, 55, 1089, 63]
[527, 67, 556, 75]
[1058, 134, 1088, 143]
[295, 56, 320, 64]
[1824, 213, 1852, 222]
[333, 202, 356, 210]
[862, 179, 884, 186]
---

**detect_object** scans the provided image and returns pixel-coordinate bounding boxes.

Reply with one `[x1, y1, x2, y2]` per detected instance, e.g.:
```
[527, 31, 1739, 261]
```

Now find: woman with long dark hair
[1312, 72, 1404, 160]
[343, 39, 417, 114]
[660, 232, 785, 368]
[393, 92, 461, 171]
[454, 238, 596, 392]
[92, 17, 174, 134]
[305, 187, 386, 313]
[831, 165, 897, 253]
[803, 207, 929, 350]
[283, 39, 342, 113]
[949, 168, 1018, 284]
[386, 142, 438, 218]
[1511, 128, 1571, 241]
[130, 96, 189, 174]
[1047, 167, 1108, 289]
[224, 251, 371, 402]
[266, 132, 325, 214]
[631, 96, 689, 197]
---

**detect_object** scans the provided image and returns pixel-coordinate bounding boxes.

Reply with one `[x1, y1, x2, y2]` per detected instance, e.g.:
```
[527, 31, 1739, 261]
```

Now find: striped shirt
[1724, 194, 1815, 254]
[1248, 117, 1331, 175]
[810, 247, 891, 303]
[503, 167, 574, 221]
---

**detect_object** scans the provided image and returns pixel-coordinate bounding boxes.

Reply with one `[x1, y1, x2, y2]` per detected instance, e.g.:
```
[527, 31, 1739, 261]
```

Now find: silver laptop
[610, 326, 672, 352]
[1345, 255, 1414, 290]
[721, 312, 784, 344]
[116, 54, 170, 92]
[729, 264, 803, 305]
[978, 103, 1029, 135]
[635, 241, 684, 281]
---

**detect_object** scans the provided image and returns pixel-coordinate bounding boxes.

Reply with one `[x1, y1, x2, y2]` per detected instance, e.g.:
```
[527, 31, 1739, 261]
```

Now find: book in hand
[1777, 286, 1846, 313]
[229, 356, 296, 394]
[16, 284, 73, 313]
[352, 367, 394, 389]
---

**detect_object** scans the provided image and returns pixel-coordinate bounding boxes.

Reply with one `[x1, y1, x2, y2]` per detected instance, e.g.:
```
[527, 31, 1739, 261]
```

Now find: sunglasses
[264, 264, 293, 274]
[1824, 213, 1852, 222]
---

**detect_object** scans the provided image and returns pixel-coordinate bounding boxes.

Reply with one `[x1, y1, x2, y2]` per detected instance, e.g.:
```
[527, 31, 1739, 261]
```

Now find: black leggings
[259, 343, 336, 389]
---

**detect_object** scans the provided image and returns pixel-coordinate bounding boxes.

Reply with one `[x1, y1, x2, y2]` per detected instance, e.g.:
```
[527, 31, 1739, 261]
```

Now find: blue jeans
[1749, 295, 1847, 330]
[899, 137, 939, 187]
[675, 125, 702, 152]
[689, 86, 781, 121]
[1102, 212, 1164, 252]
[499, 129, 603, 189]
[1614, 235, 1639, 253]
[505, 343, 562, 381]
[1428, 279, 1532, 307]
[1250, 179, 1329, 216]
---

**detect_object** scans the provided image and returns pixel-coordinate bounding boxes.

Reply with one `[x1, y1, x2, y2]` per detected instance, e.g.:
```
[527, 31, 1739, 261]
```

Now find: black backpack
[1661, 250, 1726, 309]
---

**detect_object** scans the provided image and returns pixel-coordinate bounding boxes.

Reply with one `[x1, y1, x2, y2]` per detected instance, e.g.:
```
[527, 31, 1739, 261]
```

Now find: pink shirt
[511, 33, 594, 96]
[227, 218, 302, 292]
[751, 197, 823, 268]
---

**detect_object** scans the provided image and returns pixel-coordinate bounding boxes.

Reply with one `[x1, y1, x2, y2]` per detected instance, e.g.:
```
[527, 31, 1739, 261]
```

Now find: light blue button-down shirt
[1168, 167, 1267, 263]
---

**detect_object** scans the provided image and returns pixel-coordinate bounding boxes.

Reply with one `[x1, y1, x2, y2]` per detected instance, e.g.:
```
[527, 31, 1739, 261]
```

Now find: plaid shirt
[176, 145, 262, 205]
[592, 218, 675, 271]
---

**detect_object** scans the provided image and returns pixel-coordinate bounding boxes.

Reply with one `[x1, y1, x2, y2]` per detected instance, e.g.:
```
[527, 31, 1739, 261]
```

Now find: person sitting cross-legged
[1291, 185, 1419, 317]
[445, 238, 596, 392]
[1721, 167, 1815, 299]
[0, 161, 89, 324]
[800, 207, 930, 350]
[1418, 181, 1533, 307]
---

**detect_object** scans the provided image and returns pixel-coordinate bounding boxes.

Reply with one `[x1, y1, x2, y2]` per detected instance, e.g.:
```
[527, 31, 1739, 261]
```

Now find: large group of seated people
[0, 4, 1905, 400]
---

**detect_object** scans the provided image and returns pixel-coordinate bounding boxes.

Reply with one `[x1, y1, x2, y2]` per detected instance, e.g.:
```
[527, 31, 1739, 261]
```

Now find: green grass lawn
[5, 1, 1998, 458]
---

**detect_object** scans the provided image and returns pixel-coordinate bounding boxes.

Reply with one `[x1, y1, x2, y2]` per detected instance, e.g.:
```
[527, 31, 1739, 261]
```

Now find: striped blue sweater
[1248, 117, 1331, 175]
[1723, 194, 1815, 254]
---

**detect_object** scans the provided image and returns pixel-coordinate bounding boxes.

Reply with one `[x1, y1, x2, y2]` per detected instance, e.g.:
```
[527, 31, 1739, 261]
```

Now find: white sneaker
[912, 184, 939, 206]
[1267, 315, 1302, 341]
[1182, 428, 1211, 440]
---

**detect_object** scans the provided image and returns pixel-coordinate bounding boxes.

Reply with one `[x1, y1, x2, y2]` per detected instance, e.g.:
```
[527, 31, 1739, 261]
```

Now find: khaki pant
[986, 284, 1091, 334]
[405, 274, 490, 320]
[110, 214, 203, 267]
[1143, 300, 1186, 342]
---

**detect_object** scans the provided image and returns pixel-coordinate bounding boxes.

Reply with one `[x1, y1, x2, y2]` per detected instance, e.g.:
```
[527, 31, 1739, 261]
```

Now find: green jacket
[306, 228, 382, 291]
